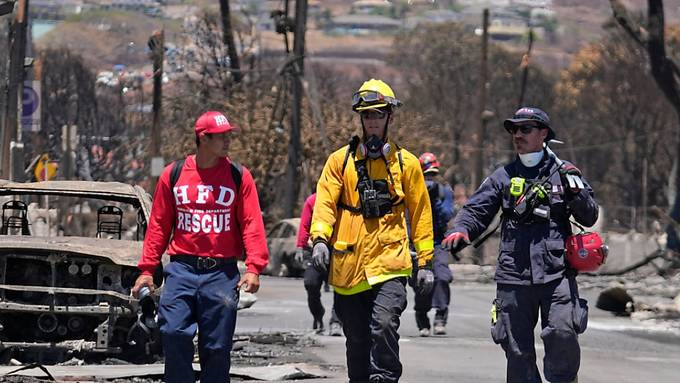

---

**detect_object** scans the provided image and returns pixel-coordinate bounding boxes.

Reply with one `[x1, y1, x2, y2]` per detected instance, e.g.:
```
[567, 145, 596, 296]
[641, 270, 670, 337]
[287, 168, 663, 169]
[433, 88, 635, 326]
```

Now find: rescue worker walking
[311, 79, 434, 383]
[443, 107, 598, 383]
[132, 111, 269, 383]
[295, 192, 342, 336]
[412, 152, 455, 336]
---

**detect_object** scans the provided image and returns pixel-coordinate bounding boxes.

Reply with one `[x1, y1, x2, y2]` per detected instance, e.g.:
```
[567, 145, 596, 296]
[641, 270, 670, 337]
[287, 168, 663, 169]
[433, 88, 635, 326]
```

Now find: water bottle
[137, 286, 157, 330]
[138, 285, 151, 300]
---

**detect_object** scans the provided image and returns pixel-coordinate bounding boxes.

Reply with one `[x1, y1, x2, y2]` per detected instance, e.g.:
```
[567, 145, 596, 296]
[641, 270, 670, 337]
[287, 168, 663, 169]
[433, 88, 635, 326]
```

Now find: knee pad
[542, 326, 577, 344]
[542, 327, 580, 381]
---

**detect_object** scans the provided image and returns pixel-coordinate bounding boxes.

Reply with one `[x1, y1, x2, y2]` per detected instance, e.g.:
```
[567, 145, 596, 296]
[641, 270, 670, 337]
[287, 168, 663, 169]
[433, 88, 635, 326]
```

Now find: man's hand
[560, 164, 585, 194]
[312, 240, 330, 273]
[238, 272, 260, 293]
[416, 268, 434, 295]
[132, 274, 155, 299]
[294, 247, 304, 265]
[442, 232, 470, 254]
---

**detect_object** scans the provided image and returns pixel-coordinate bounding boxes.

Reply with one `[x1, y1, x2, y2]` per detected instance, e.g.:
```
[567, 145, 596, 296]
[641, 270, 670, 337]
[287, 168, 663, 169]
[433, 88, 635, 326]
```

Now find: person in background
[295, 191, 342, 336]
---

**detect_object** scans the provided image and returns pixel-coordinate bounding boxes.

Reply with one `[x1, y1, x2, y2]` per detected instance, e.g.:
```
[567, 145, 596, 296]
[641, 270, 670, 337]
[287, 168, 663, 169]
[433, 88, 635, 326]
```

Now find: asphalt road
[238, 275, 680, 383]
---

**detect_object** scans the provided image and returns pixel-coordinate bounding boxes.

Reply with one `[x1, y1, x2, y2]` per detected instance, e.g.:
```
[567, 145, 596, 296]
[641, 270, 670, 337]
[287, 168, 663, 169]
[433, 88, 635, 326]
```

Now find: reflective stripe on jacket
[311, 140, 434, 294]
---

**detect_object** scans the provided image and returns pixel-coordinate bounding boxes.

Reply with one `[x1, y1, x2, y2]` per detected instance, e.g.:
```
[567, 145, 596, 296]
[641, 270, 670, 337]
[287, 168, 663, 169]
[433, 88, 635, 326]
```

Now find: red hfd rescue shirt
[139, 155, 269, 275]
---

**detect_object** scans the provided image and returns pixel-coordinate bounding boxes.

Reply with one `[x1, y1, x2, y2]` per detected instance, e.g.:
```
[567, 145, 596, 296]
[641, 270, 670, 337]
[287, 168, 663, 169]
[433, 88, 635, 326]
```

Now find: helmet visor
[352, 91, 401, 111]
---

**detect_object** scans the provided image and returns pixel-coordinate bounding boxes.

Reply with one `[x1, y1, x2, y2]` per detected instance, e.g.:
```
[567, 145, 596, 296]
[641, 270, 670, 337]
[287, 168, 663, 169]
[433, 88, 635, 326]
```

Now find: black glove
[442, 232, 470, 254]
[312, 239, 330, 273]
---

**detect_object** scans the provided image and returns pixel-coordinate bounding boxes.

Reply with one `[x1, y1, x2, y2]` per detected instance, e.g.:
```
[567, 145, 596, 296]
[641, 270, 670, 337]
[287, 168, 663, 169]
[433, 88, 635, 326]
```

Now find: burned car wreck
[0, 180, 162, 363]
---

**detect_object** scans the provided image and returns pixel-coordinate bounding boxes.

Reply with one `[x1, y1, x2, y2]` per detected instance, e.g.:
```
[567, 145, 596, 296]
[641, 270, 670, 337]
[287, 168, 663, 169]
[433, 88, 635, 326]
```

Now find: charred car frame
[0, 180, 161, 363]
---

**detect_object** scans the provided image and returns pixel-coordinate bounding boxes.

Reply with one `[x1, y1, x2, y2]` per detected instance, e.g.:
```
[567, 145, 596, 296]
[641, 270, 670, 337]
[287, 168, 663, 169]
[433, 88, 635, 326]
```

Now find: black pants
[303, 260, 340, 325]
[335, 277, 408, 383]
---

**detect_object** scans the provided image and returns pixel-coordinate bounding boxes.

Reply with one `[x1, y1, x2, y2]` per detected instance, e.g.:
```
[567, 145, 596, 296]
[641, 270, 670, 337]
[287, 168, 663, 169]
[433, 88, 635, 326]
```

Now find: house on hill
[350, 0, 394, 16]
[327, 14, 402, 35]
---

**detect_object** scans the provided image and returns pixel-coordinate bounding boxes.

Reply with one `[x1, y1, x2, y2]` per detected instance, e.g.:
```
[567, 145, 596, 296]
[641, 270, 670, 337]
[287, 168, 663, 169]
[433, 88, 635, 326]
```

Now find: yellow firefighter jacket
[310, 140, 434, 295]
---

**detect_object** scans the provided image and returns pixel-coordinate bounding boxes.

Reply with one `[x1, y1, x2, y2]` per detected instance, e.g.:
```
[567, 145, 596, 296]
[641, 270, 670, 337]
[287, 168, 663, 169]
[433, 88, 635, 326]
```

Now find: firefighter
[443, 107, 598, 383]
[310, 79, 434, 383]
[411, 152, 455, 336]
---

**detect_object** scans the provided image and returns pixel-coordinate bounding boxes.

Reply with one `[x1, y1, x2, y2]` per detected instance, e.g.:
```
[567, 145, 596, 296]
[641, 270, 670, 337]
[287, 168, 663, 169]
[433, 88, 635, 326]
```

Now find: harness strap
[337, 197, 404, 213]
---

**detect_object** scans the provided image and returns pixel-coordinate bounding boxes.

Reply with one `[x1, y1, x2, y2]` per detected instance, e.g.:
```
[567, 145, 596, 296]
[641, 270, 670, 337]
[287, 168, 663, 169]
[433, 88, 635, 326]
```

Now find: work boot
[419, 328, 431, 337]
[313, 318, 325, 334]
[433, 321, 446, 335]
[329, 322, 342, 336]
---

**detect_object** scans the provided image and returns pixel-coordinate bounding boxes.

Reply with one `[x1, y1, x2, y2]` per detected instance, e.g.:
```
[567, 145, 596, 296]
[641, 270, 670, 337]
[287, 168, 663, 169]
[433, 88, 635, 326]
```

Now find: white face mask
[518, 150, 544, 167]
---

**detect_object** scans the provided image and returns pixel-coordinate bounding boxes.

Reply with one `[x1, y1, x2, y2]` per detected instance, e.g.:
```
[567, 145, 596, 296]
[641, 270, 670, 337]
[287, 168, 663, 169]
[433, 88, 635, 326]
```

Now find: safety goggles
[352, 91, 400, 109]
[505, 123, 543, 135]
[359, 109, 387, 120]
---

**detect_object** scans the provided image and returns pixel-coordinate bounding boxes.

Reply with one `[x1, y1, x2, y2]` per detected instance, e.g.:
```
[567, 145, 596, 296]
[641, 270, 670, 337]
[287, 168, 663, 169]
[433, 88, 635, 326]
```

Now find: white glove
[416, 268, 434, 295]
[295, 247, 304, 265]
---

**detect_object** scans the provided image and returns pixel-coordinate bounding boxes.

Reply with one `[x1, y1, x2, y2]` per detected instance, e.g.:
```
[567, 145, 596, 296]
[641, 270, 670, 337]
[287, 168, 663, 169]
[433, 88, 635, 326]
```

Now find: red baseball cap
[195, 111, 239, 136]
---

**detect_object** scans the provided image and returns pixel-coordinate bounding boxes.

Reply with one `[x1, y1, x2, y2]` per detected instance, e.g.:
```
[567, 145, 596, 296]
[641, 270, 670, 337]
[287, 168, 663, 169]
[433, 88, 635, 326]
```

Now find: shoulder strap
[230, 161, 243, 194]
[342, 135, 361, 174]
[396, 145, 403, 173]
[170, 159, 185, 190]
[170, 158, 242, 195]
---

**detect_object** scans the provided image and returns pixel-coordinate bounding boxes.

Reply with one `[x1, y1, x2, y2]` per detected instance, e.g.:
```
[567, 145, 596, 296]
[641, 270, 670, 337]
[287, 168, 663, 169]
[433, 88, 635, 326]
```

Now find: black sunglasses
[505, 124, 543, 135]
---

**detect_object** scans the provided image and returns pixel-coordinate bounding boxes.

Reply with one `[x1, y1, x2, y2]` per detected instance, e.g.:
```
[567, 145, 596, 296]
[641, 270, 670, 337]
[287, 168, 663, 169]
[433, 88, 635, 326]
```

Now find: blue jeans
[334, 277, 408, 383]
[158, 260, 240, 383]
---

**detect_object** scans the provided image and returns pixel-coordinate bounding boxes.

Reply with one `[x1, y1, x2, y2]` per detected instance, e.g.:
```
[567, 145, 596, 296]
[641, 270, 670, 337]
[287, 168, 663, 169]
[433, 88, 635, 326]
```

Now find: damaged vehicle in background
[263, 218, 304, 277]
[0, 180, 162, 363]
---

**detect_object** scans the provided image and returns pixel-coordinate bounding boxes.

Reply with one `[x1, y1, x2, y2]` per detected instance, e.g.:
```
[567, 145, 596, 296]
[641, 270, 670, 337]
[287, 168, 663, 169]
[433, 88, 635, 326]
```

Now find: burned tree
[219, 0, 242, 83]
[609, 0, 680, 265]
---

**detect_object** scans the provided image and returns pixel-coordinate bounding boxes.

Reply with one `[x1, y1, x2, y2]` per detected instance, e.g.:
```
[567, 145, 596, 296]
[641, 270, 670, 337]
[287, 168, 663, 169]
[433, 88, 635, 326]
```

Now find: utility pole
[517, 27, 534, 109]
[148, 29, 164, 193]
[1, 0, 29, 180]
[219, 0, 242, 83]
[61, 124, 76, 180]
[473, 9, 489, 264]
[0, 2, 14, 177]
[474, 9, 489, 192]
[284, 0, 307, 217]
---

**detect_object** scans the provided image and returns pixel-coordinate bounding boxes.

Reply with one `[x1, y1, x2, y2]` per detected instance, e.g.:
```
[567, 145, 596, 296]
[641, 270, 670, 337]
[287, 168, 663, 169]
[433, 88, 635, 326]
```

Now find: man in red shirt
[132, 111, 268, 383]
[295, 192, 342, 335]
